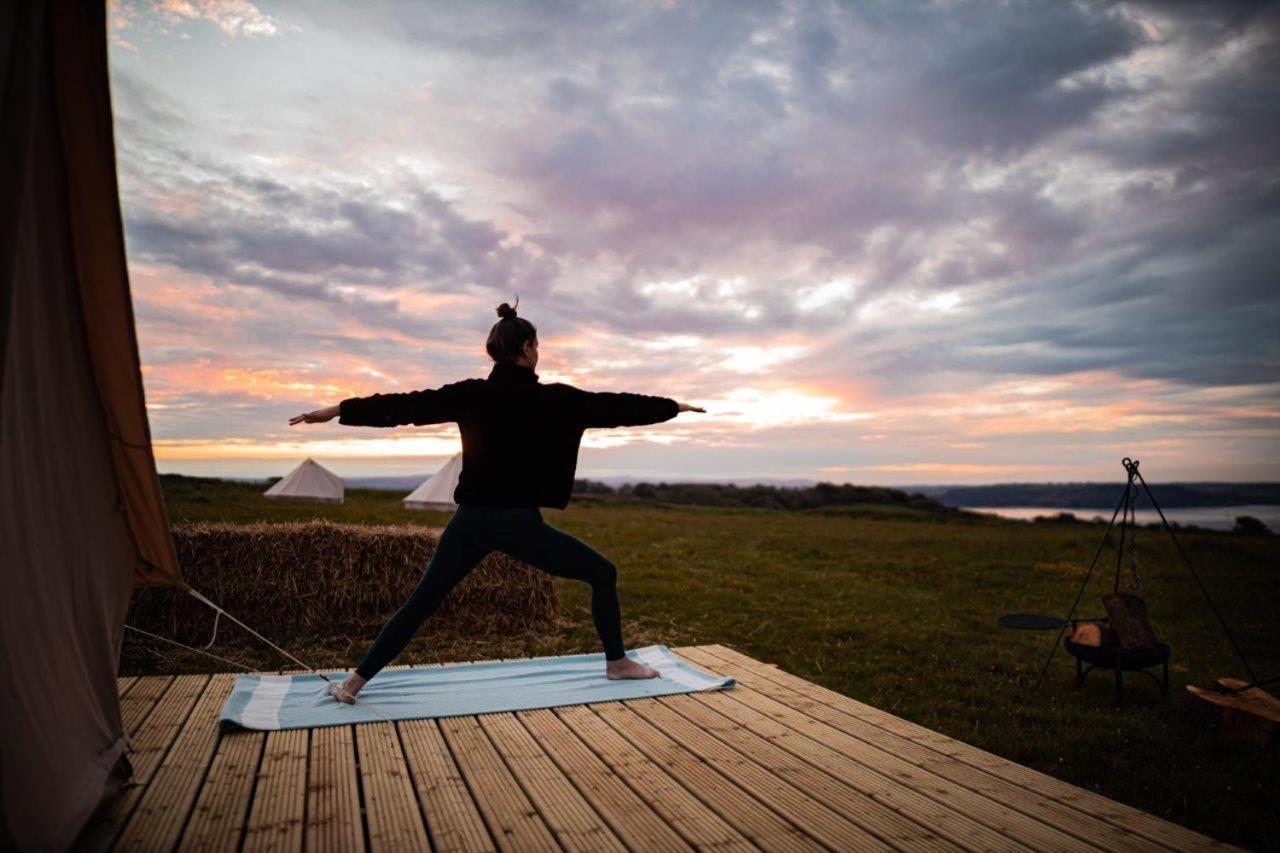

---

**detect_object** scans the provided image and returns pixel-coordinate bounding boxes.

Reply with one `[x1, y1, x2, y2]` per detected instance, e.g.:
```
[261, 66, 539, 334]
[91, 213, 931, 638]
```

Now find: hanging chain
[1128, 478, 1142, 590]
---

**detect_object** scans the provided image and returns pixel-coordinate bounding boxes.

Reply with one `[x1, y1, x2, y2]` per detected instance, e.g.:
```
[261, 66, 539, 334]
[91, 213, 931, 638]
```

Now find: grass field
[132, 474, 1280, 847]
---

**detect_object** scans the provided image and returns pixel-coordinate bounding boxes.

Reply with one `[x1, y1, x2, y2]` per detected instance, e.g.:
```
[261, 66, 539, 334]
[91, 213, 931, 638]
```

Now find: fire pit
[1065, 639, 1170, 708]
[1018, 458, 1270, 713]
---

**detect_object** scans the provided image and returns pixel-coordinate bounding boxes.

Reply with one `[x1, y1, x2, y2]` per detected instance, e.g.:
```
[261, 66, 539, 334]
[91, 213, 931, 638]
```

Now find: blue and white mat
[218, 644, 735, 731]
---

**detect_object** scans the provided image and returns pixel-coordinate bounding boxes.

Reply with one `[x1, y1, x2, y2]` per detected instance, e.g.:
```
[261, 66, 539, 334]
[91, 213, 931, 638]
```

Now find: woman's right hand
[290, 404, 341, 426]
[676, 401, 705, 413]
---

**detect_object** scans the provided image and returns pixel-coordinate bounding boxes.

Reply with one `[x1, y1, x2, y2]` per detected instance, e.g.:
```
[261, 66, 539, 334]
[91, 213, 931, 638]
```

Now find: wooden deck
[81, 645, 1233, 852]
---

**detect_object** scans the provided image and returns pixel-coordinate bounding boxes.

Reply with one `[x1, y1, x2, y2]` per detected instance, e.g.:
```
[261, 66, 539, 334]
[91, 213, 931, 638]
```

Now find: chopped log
[1101, 592, 1159, 649]
[1069, 621, 1119, 647]
[1179, 683, 1280, 749]
[1216, 677, 1280, 713]
[1071, 622, 1103, 646]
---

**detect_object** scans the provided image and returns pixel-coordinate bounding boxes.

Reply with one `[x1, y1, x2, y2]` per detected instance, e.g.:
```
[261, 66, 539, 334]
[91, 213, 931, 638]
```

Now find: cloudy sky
[107, 0, 1279, 485]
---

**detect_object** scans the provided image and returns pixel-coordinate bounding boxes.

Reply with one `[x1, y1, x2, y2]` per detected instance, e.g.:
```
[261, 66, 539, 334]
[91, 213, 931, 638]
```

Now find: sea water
[963, 504, 1280, 532]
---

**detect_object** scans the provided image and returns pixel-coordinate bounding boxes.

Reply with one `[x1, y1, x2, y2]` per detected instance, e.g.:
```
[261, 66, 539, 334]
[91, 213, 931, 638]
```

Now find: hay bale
[127, 521, 558, 645]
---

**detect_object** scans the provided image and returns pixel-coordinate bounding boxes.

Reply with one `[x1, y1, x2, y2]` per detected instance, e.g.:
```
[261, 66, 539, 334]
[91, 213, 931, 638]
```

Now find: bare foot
[606, 656, 660, 680]
[328, 672, 366, 704]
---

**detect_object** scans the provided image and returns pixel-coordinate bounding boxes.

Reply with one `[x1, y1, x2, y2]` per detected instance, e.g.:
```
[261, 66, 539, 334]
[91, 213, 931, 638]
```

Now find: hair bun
[496, 299, 519, 321]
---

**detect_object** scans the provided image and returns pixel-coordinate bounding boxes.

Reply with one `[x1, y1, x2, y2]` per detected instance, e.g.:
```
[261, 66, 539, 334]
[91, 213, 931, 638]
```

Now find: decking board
[400, 718, 496, 853]
[625, 695, 894, 851]
[439, 715, 560, 851]
[517, 708, 690, 852]
[591, 700, 818, 852]
[91, 645, 1232, 852]
[305, 725, 365, 853]
[683, 646, 1151, 852]
[78, 674, 209, 851]
[555, 703, 756, 851]
[115, 674, 234, 852]
[699, 644, 1231, 852]
[356, 722, 431, 852]
[679, 647, 1095, 852]
[478, 711, 627, 852]
[181, 730, 264, 851]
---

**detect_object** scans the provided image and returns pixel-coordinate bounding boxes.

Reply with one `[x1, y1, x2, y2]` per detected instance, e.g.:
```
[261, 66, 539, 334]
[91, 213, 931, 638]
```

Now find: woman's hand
[290, 404, 341, 426]
[676, 401, 705, 413]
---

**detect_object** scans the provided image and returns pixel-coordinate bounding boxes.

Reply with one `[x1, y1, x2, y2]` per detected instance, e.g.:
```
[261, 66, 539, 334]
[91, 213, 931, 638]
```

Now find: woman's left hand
[676, 401, 705, 413]
[290, 404, 340, 425]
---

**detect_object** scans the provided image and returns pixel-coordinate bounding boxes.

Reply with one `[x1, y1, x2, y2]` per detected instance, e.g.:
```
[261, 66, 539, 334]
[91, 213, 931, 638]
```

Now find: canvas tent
[404, 452, 463, 510]
[1, 2, 187, 848]
[265, 458, 346, 503]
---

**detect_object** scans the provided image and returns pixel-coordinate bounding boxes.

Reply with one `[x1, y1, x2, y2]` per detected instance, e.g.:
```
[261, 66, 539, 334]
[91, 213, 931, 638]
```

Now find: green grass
[145, 474, 1280, 847]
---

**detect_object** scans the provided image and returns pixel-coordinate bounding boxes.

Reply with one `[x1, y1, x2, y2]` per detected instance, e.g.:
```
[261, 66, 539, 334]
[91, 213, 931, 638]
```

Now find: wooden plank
[181, 731, 265, 852]
[554, 703, 756, 851]
[114, 674, 235, 852]
[628, 695, 903, 852]
[356, 723, 431, 852]
[591, 700, 819, 852]
[682, 647, 1155, 853]
[698, 644, 1235, 852]
[438, 715, 559, 852]
[1182, 685, 1280, 748]
[1216, 677, 1280, 712]
[679, 648, 1101, 852]
[400, 719, 496, 853]
[670, 675, 1029, 852]
[660, 692, 954, 852]
[243, 729, 309, 853]
[119, 674, 175, 733]
[478, 712, 627, 852]
[517, 709, 690, 853]
[117, 676, 137, 697]
[125, 676, 210, 780]
[78, 674, 209, 851]
[306, 726, 365, 853]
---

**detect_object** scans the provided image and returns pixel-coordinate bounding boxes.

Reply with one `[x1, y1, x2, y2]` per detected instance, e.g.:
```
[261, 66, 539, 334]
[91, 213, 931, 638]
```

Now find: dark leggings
[355, 504, 625, 679]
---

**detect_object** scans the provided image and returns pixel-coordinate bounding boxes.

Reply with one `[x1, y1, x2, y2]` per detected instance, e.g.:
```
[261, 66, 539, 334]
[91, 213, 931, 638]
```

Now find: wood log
[1070, 621, 1103, 646]
[1101, 592, 1159, 649]
[1179, 682, 1280, 749]
[1217, 677, 1280, 713]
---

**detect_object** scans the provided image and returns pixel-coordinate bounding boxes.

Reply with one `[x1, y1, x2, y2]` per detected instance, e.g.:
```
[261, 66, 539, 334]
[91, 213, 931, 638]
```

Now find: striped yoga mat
[218, 644, 735, 731]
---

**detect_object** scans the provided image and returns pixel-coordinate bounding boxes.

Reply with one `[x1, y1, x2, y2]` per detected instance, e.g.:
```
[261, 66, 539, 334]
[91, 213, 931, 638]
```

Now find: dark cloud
[117, 0, 1280, 400]
[112, 73, 560, 339]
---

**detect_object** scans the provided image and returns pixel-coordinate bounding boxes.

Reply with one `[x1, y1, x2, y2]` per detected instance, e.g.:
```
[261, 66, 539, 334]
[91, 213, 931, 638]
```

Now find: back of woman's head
[486, 298, 537, 363]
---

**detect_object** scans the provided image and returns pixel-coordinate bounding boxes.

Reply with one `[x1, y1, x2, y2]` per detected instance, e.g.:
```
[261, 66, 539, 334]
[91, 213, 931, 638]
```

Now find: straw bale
[126, 521, 559, 644]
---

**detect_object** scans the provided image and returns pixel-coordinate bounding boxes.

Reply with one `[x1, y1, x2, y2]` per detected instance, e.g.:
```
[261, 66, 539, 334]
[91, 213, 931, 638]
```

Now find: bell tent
[404, 452, 462, 510]
[1, 2, 187, 847]
[264, 458, 346, 503]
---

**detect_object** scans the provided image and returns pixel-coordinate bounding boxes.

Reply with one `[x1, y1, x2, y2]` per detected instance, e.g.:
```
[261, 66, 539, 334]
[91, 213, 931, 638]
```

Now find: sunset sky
[106, 0, 1279, 484]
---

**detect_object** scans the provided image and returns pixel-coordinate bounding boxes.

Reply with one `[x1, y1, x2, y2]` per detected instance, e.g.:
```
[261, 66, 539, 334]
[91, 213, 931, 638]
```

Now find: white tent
[404, 453, 462, 510]
[264, 458, 345, 504]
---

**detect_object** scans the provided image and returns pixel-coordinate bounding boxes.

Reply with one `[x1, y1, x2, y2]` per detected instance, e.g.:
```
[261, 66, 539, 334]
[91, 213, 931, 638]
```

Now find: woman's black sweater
[338, 362, 679, 509]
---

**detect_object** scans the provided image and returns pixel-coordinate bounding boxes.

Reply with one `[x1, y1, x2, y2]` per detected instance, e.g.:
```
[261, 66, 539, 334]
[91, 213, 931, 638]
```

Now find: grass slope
[140, 474, 1279, 847]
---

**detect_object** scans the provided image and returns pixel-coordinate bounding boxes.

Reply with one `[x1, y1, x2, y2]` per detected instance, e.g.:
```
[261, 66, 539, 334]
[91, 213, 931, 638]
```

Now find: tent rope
[204, 609, 221, 649]
[184, 586, 393, 722]
[123, 624, 253, 672]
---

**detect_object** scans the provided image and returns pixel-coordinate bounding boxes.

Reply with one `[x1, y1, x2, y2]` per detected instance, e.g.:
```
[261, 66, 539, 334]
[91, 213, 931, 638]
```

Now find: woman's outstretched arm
[569, 387, 704, 429]
[290, 380, 478, 428]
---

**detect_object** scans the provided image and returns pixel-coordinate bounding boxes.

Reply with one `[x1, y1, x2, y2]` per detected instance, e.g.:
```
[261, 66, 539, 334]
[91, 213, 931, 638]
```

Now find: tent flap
[48, 0, 182, 588]
[0, 1, 181, 848]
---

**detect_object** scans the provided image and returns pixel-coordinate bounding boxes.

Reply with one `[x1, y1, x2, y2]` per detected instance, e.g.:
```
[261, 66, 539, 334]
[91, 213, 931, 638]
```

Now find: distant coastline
[912, 482, 1280, 509]
[220, 473, 1280, 509]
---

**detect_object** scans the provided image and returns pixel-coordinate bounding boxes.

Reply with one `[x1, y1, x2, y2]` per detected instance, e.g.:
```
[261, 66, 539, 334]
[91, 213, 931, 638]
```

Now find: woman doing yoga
[290, 302, 704, 703]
